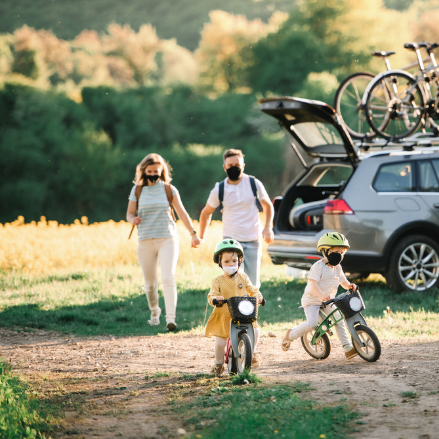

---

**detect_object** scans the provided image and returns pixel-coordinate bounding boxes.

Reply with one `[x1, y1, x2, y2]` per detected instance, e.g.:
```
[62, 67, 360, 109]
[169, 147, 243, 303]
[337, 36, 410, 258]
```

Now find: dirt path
[1, 328, 438, 439]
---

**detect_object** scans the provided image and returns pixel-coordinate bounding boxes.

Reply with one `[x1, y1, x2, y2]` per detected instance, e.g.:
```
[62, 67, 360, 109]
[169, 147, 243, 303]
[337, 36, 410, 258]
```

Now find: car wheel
[385, 235, 439, 292]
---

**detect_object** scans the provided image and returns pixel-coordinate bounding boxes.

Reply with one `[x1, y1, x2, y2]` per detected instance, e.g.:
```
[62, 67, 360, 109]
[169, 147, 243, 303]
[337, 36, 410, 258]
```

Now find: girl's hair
[133, 153, 172, 186]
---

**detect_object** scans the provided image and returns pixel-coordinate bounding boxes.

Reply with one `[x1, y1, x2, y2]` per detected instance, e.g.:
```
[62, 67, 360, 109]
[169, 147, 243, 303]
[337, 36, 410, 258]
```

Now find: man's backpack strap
[218, 181, 225, 212]
[128, 185, 143, 239]
[164, 183, 177, 221]
[249, 176, 263, 212]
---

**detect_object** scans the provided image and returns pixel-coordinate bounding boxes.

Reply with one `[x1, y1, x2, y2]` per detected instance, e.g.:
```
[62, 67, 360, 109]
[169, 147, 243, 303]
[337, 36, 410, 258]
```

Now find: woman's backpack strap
[164, 183, 177, 221]
[128, 185, 143, 240]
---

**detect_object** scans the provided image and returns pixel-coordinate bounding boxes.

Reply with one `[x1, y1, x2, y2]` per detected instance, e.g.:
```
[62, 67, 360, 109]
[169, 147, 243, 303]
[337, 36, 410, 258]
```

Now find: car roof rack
[354, 133, 439, 152]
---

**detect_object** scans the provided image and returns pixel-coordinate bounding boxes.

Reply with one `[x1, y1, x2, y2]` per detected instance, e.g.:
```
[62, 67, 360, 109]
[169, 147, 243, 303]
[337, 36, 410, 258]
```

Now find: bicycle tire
[237, 333, 252, 374]
[334, 72, 376, 139]
[352, 325, 381, 362]
[301, 331, 331, 360]
[365, 70, 426, 140]
[227, 343, 238, 375]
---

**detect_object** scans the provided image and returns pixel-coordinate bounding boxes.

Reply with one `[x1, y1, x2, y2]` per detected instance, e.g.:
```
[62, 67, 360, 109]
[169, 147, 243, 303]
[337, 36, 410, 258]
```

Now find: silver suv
[259, 97, 439, 292]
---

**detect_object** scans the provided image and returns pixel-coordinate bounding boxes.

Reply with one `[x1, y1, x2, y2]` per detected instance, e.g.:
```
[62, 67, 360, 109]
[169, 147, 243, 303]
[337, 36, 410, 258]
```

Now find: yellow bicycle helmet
[317, 232, 350, 252]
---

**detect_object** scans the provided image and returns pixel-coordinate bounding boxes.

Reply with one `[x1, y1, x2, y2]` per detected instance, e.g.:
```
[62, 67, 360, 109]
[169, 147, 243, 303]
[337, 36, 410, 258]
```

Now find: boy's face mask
[326, 251, 343, 266]
[223, 265, 239, 276]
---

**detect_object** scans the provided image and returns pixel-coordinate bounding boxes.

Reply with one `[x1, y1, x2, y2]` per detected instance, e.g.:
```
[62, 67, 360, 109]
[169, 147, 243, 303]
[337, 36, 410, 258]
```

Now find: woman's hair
[133, 153, 172, 186]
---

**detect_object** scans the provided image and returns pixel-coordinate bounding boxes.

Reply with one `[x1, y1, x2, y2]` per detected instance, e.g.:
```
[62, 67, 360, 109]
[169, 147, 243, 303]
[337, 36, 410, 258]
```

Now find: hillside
[0, 0, 295, 50]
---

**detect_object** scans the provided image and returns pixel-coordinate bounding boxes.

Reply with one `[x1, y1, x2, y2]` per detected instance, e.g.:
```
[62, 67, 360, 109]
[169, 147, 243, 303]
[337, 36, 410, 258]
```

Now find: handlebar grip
[212, 298, 225, 307]
[260, 298, 266, 307]
[322, 299, 335, 307]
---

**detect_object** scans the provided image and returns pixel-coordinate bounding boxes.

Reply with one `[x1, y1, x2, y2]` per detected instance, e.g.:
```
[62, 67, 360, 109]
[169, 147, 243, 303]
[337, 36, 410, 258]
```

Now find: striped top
[302, 259, 348, 307]
[128, 181, 178, 241]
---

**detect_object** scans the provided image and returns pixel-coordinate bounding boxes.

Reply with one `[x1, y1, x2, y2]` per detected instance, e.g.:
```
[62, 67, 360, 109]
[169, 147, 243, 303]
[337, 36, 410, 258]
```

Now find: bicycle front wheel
[365, 71, 426, 140]
[334, 72, 376, 139]
[352, 325, 381, 362]
[237, 333, 252, 374]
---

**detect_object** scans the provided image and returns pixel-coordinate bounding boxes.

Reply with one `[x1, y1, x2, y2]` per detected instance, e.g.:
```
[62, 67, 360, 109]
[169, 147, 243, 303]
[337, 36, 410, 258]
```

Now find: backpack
[128, 183, 176, 239]
[218, 175, 263, 212]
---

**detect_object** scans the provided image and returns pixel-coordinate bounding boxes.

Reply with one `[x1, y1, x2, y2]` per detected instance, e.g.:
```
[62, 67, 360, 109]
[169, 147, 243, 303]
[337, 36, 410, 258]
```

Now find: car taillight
[324, 199, 354, 215]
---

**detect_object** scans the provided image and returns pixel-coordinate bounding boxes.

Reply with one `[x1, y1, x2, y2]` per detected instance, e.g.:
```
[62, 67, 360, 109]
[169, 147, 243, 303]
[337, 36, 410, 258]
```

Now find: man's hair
[223, 149, 244, 162]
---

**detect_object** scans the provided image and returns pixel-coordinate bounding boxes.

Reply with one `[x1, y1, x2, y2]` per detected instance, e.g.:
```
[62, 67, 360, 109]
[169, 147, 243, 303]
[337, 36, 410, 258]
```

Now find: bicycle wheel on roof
[365, 71, 426, 140]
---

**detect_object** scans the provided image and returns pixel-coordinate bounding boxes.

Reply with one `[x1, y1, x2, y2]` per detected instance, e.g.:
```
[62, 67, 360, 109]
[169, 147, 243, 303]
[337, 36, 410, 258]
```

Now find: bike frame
[311, 305, 367, 347]
[225, 321, 255, 364]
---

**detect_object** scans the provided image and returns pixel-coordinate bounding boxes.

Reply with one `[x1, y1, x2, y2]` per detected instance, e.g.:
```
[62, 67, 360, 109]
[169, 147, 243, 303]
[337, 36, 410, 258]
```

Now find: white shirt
[302, 259, 348, 307]
[207, 174, 269, 241]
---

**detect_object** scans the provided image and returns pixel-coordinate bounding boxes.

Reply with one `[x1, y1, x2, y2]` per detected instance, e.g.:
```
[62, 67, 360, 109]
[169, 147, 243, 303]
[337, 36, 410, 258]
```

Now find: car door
[416, 159, 439, 223]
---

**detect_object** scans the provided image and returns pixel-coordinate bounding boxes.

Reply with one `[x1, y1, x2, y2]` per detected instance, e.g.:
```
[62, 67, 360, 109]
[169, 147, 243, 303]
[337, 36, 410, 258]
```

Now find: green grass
[0, 265, 439, 337]
[0, 361, 61, 439]
[179, 379, 360, 439]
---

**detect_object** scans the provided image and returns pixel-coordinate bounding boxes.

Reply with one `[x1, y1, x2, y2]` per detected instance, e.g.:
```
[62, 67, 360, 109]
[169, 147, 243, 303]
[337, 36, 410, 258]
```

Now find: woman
[127, 153, 201, 331]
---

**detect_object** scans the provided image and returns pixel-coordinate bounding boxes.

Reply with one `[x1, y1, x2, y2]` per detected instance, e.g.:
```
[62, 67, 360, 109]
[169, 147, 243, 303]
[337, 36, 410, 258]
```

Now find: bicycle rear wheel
[334, 72, 376, 139]
[301, 331, 331, 360]
[365, 71, 426, 140]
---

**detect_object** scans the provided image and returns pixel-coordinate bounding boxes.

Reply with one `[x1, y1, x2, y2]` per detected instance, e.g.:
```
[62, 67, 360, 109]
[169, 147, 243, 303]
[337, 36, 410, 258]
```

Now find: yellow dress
[205, 271, 263, 339]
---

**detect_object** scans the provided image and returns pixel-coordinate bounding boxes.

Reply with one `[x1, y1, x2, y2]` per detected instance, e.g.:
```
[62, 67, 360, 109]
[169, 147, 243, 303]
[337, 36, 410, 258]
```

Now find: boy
[281, 232, 358, 359]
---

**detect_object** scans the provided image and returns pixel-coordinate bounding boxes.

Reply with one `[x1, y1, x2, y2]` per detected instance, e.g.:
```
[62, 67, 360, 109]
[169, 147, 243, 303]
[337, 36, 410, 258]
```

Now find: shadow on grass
[0, 275, 438, 337]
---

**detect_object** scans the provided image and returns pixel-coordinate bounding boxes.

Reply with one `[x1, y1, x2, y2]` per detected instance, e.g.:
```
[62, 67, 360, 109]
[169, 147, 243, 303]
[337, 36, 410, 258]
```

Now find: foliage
[0, 360, 59, 438]
[246, 0, 414, 96]
[230, 368, 262, 385]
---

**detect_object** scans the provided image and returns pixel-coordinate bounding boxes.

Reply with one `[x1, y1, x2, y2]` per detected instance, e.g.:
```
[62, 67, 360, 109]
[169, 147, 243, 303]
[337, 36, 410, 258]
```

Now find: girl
[127, 153, 201, 331]
[205, 239, 263, 376]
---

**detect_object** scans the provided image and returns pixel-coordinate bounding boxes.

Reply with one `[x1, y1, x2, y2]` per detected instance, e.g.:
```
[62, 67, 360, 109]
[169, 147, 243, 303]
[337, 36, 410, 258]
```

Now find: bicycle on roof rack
[363, 42, 439, 141]
[334, 42, 438, 140]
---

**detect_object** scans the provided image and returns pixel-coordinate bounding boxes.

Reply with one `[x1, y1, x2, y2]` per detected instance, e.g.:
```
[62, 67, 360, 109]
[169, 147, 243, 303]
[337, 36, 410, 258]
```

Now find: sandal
[281, 329, 293, 352]
[148, 308, 161, 326]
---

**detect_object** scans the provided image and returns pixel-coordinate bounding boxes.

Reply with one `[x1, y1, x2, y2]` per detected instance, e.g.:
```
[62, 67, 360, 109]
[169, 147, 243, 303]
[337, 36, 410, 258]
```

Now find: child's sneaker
[281, 329, 293, 351]
[344, 346, 358, 359]
[251, 353, 262, 368]
[211, 363, 225, 377]
[148, 308, 161, 326]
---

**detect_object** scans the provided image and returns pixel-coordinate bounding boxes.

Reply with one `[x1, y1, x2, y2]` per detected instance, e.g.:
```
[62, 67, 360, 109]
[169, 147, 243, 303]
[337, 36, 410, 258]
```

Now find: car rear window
[316, 166, 353, 186]
[373, 162, 414, 192]
[293, 122, 344, 147]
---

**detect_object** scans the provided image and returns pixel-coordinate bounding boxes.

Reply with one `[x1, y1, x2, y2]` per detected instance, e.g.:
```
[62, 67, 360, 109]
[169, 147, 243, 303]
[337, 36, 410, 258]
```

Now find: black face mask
[226, 166, 243, 181]
[146, 174, 160, 183]
[326, 251, 343, 266]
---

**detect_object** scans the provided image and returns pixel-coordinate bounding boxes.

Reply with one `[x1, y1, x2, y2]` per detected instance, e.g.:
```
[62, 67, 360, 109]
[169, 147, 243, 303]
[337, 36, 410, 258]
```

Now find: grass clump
[0, 360, 60, 438]
[400, 391, 419, 399]
[185, 382, 359, 439]
[231, 369, 262, 385]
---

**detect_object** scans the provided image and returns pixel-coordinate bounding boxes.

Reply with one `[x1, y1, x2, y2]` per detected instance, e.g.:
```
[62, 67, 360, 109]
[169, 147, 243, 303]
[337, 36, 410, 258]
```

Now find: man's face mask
[226, 166, 243, 181]
[326, 251, 343, 266]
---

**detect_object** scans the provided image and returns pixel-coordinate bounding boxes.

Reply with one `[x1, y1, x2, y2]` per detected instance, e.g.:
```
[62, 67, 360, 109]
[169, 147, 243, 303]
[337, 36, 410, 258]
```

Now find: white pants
[289, 304, 351, 348]
[214, 327, 260, 365]
[137, 236, 179, 323]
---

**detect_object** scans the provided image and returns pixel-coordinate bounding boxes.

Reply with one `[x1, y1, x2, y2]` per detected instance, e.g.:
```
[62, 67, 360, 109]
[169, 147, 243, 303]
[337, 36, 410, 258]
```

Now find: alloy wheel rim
[398, 243, 439, 291]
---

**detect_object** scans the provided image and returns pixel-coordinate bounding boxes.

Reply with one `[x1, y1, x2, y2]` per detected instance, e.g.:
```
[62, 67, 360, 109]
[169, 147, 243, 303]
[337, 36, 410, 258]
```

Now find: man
[199, 149, 274, 287]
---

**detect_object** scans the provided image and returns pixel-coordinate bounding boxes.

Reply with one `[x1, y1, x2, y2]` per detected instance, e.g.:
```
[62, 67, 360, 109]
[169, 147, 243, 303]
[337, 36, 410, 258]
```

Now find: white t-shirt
[206, 174, 269, 242]
[302, 259, 349, 307]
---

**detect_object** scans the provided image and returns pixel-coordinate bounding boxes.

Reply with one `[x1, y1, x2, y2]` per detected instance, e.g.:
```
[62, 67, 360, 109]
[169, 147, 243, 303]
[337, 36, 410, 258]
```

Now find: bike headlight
[238, 300, 255, 316]
[349, 296, 363, 312]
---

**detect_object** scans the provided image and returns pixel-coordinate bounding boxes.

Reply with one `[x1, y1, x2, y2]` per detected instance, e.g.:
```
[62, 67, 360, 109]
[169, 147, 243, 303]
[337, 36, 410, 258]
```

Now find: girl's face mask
[223, 265, 239, 276]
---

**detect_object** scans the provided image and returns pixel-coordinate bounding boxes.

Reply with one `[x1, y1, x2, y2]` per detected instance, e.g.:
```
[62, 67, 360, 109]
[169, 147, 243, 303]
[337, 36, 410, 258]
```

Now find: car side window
[420, 161, 439, 192]
[373, 162, 414, 192]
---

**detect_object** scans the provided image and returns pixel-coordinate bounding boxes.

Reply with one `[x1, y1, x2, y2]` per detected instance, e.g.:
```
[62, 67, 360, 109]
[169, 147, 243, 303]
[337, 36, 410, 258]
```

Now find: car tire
[385, 235, 439, 292]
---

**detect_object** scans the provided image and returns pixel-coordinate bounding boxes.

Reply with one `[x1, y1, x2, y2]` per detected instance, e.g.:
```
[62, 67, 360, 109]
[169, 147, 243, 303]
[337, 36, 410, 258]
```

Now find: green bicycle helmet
[317, 232, 350, 252]
[213, 239, 244, 265]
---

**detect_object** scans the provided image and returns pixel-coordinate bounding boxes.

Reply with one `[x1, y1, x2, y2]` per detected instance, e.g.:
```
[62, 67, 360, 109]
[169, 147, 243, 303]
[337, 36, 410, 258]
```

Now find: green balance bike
[212, 296, 266, 375]
[301, 288, 381, 362]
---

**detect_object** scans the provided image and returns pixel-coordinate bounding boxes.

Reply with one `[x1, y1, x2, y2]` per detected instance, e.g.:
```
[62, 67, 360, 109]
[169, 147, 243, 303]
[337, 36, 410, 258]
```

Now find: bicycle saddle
[371, 51, 395, 57]
[404, 42, 429, 51]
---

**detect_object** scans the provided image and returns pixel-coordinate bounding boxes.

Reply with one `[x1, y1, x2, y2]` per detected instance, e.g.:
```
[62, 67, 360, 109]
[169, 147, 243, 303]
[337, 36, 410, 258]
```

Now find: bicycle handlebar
[212, 298, 266, 306]
[322, 287, 358, 308]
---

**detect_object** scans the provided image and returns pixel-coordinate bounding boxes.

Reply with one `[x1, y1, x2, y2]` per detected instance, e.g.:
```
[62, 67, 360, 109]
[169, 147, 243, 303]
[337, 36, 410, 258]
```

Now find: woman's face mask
[146, 174, 160, 183]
